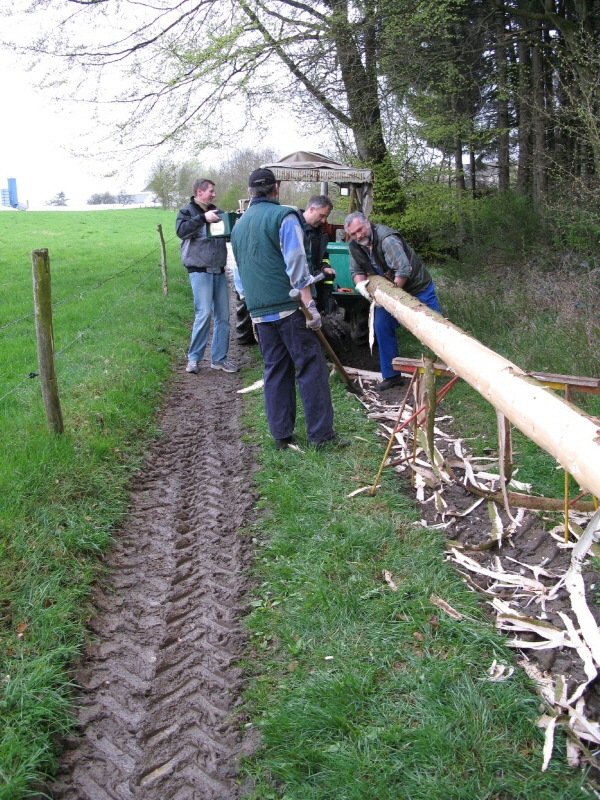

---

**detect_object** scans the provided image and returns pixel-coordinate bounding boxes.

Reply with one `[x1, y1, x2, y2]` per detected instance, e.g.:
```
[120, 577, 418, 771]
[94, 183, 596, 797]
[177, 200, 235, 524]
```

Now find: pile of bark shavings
[351, 373, 600, 785]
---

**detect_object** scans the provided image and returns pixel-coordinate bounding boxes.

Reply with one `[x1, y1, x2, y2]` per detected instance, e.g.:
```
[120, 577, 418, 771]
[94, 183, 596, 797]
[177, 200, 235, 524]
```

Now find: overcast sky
[0, 46, 325, 211]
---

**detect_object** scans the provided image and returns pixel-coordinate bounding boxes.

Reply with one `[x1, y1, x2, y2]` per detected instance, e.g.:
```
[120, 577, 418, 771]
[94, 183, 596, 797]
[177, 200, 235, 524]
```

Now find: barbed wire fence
[0, 233, 180, 408]
[1, 235, 179, 332]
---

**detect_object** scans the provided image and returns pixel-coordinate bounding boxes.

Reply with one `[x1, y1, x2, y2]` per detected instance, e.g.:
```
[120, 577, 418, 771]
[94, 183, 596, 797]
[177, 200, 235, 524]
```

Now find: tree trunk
[454, 135, 466, 191]
[495, 3, 510, 191]
[516, 32, 532, 194]
[531, 22, 547, 204]
[541, 0, 600, 173]
[331, 0, 404, 213]
[330, 0, 386, 165]
[451, 93, 466, 190]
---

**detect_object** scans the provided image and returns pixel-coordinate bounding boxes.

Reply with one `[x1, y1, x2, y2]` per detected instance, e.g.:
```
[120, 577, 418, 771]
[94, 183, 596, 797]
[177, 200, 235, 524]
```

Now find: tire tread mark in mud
[50, 361, 256, 800]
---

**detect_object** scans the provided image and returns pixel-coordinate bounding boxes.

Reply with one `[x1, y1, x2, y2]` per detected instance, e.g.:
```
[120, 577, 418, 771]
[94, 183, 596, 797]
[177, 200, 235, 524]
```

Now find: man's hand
[305, 299, 322, 330]
[354, 279, 371, 300]
[205, 210, 221, 224]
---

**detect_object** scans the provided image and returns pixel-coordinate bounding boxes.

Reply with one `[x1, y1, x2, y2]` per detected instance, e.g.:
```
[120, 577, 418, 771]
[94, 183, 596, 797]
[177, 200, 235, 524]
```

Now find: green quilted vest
[231, 199, 300, 319]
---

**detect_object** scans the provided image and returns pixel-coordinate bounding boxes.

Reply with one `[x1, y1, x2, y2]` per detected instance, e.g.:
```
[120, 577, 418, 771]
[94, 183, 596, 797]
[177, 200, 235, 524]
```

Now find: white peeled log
[368, 275, 600, 500]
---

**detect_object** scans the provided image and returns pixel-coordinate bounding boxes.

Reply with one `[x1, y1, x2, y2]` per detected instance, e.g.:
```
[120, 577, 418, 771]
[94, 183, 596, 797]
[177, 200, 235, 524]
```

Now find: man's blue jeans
[375, 281, 443, 379]
[188, 271, 230, 363]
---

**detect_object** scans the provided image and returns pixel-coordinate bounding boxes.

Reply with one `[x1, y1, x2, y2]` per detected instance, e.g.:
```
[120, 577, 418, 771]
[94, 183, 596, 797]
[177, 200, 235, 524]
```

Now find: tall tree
[46, 191, 68, 206]
[9, 0, 404, 212]
[147, 161, 179, 211]
[494, 0, 511, 191]
[212, 148, 279, 210]
[379, 0, 600, 200]
[530, 17, 549, 203]
[510, 0, 600, 182]
[516, 29, 533, 194]
[380, 0, 491, 191]
[88, 192, 117, 205]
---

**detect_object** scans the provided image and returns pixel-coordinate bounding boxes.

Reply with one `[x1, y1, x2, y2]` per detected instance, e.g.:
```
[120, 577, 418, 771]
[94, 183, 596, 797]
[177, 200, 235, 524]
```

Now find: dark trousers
[256, 310, 335, 443]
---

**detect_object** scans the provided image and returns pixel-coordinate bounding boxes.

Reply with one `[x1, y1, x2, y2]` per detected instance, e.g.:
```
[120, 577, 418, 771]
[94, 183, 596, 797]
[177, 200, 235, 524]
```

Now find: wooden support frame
[392, 355, 599, 518]
[392, 357, 600, 395]
[423, 357, 436, 463]
[367, 275, 600, 501]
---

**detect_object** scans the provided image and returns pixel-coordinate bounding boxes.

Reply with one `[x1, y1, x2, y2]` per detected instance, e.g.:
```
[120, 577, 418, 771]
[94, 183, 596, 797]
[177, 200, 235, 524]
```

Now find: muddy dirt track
[42, 279, 380, 800]
[48, 333, 258, 799]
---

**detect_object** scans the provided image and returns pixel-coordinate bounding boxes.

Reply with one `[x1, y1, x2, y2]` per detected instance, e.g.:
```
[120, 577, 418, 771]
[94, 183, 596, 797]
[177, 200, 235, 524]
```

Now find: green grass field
[0, 210, 594, 797]
[0, 209, 190, 797]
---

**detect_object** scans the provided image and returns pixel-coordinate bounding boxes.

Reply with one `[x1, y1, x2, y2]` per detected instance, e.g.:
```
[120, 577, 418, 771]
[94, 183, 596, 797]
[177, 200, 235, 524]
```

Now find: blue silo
[8, 178, 18, 208]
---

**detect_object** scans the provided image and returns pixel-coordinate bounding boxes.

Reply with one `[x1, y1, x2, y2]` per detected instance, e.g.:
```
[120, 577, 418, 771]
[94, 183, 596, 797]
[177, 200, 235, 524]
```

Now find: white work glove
[305, 299, 322, 331]
[354, 279, 371, 300]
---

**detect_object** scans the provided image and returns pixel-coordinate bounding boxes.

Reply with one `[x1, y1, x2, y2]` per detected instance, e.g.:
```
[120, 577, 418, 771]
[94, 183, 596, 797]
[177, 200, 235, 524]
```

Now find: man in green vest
[231, 168, 349, 450]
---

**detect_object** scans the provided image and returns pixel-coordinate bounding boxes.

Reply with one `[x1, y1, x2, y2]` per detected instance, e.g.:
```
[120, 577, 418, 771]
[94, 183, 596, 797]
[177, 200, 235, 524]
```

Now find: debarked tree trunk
[366, 275, 600, 500]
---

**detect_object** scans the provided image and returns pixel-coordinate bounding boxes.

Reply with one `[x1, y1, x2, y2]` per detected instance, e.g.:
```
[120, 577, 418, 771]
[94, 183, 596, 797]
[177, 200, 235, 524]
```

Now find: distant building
[130, 192, 157, 205]
[1, 178, 27, 210]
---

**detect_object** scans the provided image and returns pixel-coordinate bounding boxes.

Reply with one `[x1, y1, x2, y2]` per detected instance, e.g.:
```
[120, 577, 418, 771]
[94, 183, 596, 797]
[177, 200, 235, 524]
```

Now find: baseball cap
[248, 168, 277, 188]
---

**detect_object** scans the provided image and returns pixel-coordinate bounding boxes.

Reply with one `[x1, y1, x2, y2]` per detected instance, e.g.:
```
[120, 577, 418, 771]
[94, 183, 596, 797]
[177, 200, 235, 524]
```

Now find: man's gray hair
[344, 211, 368, 230]
[306, 194, 333, 211]
[193, 178, 215, 194]
[249, 183, 277, 198]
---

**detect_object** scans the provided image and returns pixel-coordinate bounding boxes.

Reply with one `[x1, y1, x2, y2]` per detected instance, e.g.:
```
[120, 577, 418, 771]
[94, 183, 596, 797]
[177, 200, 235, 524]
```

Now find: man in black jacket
[176, 178, 237, 374]
[300, 195, 337, 315]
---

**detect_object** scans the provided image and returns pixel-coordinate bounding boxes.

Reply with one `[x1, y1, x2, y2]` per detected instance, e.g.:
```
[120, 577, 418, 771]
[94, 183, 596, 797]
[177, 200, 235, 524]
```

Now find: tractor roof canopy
[261, 151, 373, 216]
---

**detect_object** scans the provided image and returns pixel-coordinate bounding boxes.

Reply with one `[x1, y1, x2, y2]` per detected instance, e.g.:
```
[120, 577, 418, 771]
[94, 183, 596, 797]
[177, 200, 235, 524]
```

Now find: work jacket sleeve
[380, 235, 412, 279]
[175, 205, 208, 240]
[279, 214, 315, 290]
[233, 264, 244, 296]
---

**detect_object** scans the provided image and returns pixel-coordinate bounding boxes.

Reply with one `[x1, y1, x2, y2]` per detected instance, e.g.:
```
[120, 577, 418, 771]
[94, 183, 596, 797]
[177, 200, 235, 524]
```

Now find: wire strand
[0, 264, 161, 405]
[54, 266, 160, 359]
[0, 234, 179, 331]
[0, 374, 37, 405]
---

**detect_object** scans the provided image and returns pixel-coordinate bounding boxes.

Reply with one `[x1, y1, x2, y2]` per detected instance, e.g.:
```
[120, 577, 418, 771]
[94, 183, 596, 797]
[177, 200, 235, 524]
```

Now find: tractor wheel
[235, 293, 256, 345]
[349, 307, 369, 346]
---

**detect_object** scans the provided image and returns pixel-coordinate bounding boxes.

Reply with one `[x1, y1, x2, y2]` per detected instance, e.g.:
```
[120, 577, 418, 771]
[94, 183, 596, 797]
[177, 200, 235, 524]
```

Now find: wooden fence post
[157, 224, 168, 294]
[31, 249, 64, 434]
[423, 356, 437, 463]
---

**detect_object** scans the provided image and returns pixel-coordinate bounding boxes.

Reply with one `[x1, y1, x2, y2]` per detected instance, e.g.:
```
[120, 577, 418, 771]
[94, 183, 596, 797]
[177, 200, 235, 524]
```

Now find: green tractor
[233, 151, 374, 346]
